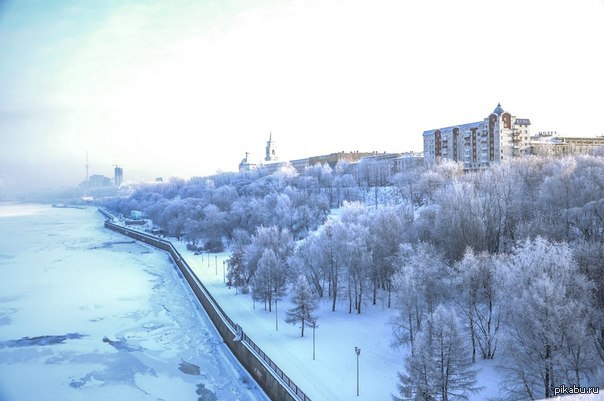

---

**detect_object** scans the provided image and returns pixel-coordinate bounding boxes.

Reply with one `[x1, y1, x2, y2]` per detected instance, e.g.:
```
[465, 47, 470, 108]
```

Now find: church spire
[265, 132, 278, 162]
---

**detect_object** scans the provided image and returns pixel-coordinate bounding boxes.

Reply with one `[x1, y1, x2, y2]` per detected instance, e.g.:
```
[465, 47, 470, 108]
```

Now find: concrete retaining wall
[99, 210, 311, 401]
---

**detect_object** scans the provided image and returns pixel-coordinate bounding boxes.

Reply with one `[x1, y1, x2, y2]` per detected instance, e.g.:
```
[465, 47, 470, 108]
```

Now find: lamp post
[215, 255, 217, 275]
[223, 260, 226, 283]
[311, 320, 317, 361]
[274, 298, 278, 331]
[355, 346, 361, 396]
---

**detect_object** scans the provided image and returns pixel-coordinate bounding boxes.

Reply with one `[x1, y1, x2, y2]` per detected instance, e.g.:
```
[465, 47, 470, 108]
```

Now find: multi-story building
[87, 174, 112, 188]
[114, 166, 123, 187]
[529, 132, 604, 156]
[423, 103, 532, 169]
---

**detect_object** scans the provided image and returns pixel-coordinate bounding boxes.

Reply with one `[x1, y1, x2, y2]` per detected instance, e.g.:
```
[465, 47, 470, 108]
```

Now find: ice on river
[0, 203, 268, 401]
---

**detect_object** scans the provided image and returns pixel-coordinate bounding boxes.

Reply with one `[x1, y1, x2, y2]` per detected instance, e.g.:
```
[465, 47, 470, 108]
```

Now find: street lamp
[311, 320, 318, 361]
[355, 346, 361, 396]
[274, 298, 278, 331]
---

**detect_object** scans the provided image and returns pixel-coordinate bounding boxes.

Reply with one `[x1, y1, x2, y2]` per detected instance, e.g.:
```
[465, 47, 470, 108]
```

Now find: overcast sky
[1, 0, 603, 195]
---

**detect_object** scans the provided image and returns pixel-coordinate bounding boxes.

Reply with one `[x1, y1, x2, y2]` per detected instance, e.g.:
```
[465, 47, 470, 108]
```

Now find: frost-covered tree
[226, 229, 250, 292]
[252, 249, 287, 312]
[415, 161, 463, 204]
[391, 164, 425, 206]
[394, 304, 478, 401]
[289, 234, 327, 298]
[338, 221, 371, 314]
[243, 225, 293, 284]
[475, 164, 516, 254]
[433, 180, 485, 262]
[328, 203, 373, 314]
[366, 205, 412, 308]
[573, 240, 604, 365]
[498, 237, 597, 400]
[392, 243, 450, 349]
[322, 219, 343, 312]
[452, 248, 501, 362]
[285, 275, 319, 337]
[202, 203, 226, 251]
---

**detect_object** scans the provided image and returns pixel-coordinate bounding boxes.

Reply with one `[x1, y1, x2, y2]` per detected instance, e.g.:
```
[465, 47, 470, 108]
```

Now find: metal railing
[98, 208, 311, 401]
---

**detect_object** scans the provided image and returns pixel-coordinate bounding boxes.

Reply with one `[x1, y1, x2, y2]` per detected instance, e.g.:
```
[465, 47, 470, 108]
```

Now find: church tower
[265, 132, 278, 162]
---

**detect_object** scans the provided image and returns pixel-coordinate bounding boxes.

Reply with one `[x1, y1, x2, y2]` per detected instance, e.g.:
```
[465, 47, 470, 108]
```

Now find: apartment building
[423, 103, 531, 169]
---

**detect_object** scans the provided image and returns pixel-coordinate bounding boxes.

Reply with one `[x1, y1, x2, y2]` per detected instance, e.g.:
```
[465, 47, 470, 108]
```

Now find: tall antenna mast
[85, 152, 89, 182]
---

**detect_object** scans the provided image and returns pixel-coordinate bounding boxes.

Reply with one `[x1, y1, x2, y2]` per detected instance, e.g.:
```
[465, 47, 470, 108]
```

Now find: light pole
[311, 320, 317, 361]
[355, 346, 361, 396]
[207, 251, 210, 268]
[215, 255, 217, 275]
[274, 298, 278, 331]
[223, 260, 226, 283]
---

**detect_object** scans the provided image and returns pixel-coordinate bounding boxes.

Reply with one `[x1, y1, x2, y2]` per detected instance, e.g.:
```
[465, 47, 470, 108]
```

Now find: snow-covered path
[172, 243, 505, 401]
[0, 204, 269, 401]
[174, 244, 406, 401]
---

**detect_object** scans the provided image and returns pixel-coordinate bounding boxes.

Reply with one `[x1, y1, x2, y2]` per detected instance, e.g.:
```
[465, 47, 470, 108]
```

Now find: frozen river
[0, 203, 269, 401]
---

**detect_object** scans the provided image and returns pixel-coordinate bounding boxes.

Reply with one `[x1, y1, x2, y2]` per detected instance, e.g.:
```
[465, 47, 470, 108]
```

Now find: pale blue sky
[1, 0, 603, 195]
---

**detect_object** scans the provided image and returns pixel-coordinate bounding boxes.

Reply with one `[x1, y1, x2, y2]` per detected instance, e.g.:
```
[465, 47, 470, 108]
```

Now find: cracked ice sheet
[0, 204, 269, 401]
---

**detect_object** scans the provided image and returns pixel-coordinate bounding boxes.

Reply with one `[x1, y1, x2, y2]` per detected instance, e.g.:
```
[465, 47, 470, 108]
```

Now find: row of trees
[103, 164, 378, 249]
[392, 238, 600, 400]
[107, 151, 604, 400]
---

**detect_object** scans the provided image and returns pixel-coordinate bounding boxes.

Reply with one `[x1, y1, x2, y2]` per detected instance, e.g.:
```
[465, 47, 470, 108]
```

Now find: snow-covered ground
[0, 204, 269, 401]
[177, 241, 604, 401]
[172, 243, 505, 401]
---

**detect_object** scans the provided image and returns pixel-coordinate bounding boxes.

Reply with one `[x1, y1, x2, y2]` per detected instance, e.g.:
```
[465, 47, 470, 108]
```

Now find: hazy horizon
[1, 0, 603, 196]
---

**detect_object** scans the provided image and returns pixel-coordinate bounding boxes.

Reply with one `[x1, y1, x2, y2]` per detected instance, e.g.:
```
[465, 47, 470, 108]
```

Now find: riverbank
[0, 204, 268, 401]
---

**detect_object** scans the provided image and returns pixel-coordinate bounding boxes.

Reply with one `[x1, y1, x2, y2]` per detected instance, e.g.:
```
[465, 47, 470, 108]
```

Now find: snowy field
[0, 204, 269, 401]
[172, 243, 505, 401]
[174, 241, 603, 401]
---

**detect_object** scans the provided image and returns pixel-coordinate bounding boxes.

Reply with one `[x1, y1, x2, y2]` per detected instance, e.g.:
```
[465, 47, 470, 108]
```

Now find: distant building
[114, 166, 123, 187]
[88, 174, 112, 188]
[239, 152, 257, 171]
[265, 133, 278, 162]
[423, 103, 532, 169]
[528, 132, 604, 156]
[130, 210, 143, 220]
[238, 134, 424, 182]
[238, 133, 277, 171]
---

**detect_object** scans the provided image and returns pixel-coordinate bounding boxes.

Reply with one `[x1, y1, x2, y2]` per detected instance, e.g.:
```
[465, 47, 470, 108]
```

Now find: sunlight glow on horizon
[1, 0, 603, 194]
